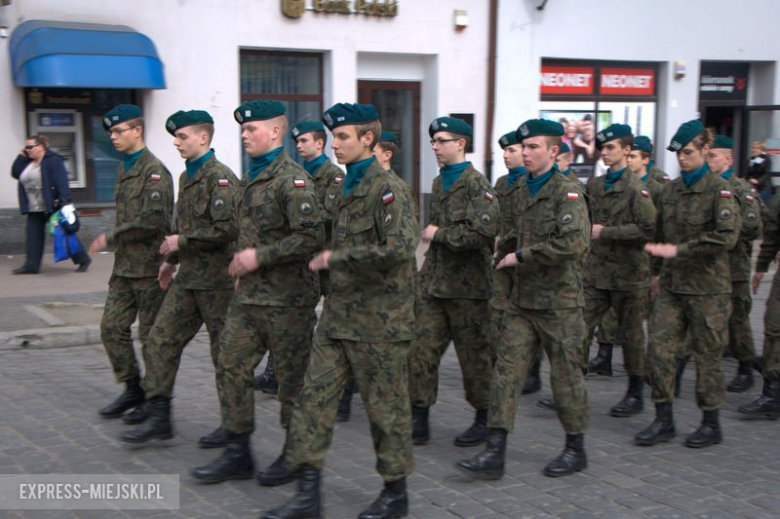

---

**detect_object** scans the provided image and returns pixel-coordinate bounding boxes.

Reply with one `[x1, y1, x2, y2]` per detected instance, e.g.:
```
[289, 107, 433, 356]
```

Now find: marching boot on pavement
[454, 408, 489, 447]
[610, 376, 644, 417]
[198, 426, 228, 449]
[674, 357, 687, 397]
[257, 431, 298, 487]
[255, 354, 279, 395]
[263, 465, 321, 519]
[411, 405, 430, 445]
[455, 428, 506, 480]
[536, 396, 555, 410]
[727, 360, 754, 393]
[543, 434, 587, 477]
[358, 478, 408, 519]
[634, 402, 676, 446]
[684, 410, 723, 448]
[522, 358, 542, 394]
[120, 397, 172, 443]
[122, 401, 150, 424]
[738, 378, 780, 419]
[99, 377, 145, 418]
[588, 342, 614, 376]
[191, 430, 254, 483]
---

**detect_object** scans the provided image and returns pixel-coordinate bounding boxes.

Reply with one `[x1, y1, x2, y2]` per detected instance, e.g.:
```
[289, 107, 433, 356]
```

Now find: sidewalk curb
[0, 324, 137, 350]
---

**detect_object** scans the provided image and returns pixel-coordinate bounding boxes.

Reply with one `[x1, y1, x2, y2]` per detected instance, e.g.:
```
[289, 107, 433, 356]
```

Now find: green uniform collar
[185, 149, 214, 179]
[604, 166, 627, 192]
[344, 156, 375, 196]
[721, 167, 734, 180]
[440, 161, 470, 193]
[681, 162, 709, 189]
[303, 154, 328, 176]
[507, 166, 527, 187]
[526, 165, 557, 198]
[123, 148, 145, 173]
[249, 146, 283, 181]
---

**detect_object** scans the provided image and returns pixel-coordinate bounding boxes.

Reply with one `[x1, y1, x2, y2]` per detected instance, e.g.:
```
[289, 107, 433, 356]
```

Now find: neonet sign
[282, 0, 398, 18]
[541, 64, 656, 96]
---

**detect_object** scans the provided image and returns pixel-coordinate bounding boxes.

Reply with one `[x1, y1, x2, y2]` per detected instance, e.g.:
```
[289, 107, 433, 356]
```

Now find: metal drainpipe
[484, 0, 499, 183]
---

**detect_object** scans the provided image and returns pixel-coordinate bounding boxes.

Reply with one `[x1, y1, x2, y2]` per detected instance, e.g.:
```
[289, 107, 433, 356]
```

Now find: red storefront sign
[600, 68, 655, 95]
[540, 66, 594, 95]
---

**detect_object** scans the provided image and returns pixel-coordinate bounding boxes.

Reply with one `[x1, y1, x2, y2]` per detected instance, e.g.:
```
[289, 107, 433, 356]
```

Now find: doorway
[702, 104, 745, 168]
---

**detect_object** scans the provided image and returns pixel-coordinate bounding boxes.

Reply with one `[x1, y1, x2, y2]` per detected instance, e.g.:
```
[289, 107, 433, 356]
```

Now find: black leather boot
[536, 396, 555, 410]
[543, 433, 587, 477]
[587, 343, 613, 376]
[522, 359, 542, 395]
[191, 430, 255, 483]
[120, 398, 173, 444]
[262, 464, 321, 519]
[610, 377, 644, 417]
[454, 409, 489, 447]
[674, 357, 687, 397]
[336, 377, 355, 422]
[634, 402, 676, 446]
[411, 406, 429, 445]
[753, 356, 765, 375]
[738, 377, 780, 419]
[684, 410, 723, 448]
[122, 401, 150, 424]
[257, 434, 298, 487]
[358, 478, 408, 519]
[254, 355, 279, 395]
[99, 378, 145, 418]
[455, 428, 507, 480]
[198, 426, 228, 449]
[727, 360, 755, 393]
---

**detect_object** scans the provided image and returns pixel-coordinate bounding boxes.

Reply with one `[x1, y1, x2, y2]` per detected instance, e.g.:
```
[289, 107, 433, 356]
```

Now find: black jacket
[11, 149, 72, 214]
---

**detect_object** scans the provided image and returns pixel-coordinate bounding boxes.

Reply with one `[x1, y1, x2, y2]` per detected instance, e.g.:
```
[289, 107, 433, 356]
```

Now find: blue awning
[10, 20, 165, 89]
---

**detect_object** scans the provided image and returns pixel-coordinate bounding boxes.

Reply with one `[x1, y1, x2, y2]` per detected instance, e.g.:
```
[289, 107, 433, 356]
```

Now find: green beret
[102, 104, 142, 131]
[234, 100, 286, 124]
[429, 116, 472, 138]
[498, 131, 520, 149]
[322, 103, 378, 130]
[632, 136, 653, 153]
[559, 142, 571, 154]
[165, 110, 213, 136]
[712, 134, 734, 149]
[667, 119, 704, 152]
[379, 131, 398, 143]
[516, 119, 564, 141]
[291, 120, 325, 139]
[596, 124, 632, 149]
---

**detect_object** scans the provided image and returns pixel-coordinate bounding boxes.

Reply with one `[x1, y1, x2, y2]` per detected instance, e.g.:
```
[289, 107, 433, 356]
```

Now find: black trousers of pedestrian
[23, 212, 89, 271]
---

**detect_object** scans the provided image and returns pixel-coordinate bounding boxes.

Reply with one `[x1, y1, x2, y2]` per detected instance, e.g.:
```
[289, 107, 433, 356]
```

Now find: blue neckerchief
[124, 148, 145, 172]
[440, 161, 470, 193]
[344, 156, 375, 196]
[186, 148, 214, 179]
[721, 167, 734, 180]
[681, 163, 709, 189]
[249, 146, 283, 181]
[507, 166, 527, 187]
[604, 166, 627, 192]
[526, 165, 557, 198]
[303, 154, 328, 177]
[648, 160, 655, 172]
[641, 173, 649, 182]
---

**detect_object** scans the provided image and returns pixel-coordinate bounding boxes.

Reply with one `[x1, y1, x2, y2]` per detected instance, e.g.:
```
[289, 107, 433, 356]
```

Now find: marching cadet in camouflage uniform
[637, 120, 740, 449]
[89, 104, 173, 421]
[493, 131, 541, 395]
[556, 142, 577, 182]
[263, 103, 419, 519]
[741, 203, 780, 419]
[457, 119, 591, 479]
[408, 117, 499, 448]
[375, 130, 419, 221]
[706, 135, 763, 392]
[120, 110, 238, 445]
[581, 124, 656, 417]
[191, 100, 324, 484]
[629, 137, 665, 200]
[645, 137, 671, 185]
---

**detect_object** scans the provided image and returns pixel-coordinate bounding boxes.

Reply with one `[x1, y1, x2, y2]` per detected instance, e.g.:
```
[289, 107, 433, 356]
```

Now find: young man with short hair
[89, 104, 174, 422]
[263, 103, 419, 519]
[556, 142, 577, 181]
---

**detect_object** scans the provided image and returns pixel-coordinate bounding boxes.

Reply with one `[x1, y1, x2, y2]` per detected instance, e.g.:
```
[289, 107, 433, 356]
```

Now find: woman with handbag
[10, 134, 91, 274]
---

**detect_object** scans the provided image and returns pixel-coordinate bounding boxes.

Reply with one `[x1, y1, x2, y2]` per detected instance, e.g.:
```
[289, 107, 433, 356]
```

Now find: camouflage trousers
[286, 329, 413, 481]
[408, 296, 493, 410]
[489, 268, 513, 354]
[142, 282, 233, 399]
[488, 305, 589, 434]
[100, 275, 166, 383]
[595, 307, 618, 345]
[217, 301, 316, 434]
[763, 273, 780, 380]
[726, 281, 756, 362]
[583, 285, 648, 377]
[647, 289, 729, 410]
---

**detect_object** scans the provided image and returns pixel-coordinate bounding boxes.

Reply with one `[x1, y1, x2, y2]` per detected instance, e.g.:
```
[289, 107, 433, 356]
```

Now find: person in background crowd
[746, 140, 773, 204]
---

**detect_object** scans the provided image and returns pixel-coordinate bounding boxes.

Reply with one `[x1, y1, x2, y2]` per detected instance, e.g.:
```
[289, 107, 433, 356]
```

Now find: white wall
[494, 0, 780, 176]
[0, 0, 489, 209]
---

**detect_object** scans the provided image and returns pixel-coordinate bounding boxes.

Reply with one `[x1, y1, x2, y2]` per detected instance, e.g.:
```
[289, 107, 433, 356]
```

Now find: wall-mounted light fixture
[528, 0, 548, 10]
[454, 9, 468, 31]
[673, 60, 686, 79]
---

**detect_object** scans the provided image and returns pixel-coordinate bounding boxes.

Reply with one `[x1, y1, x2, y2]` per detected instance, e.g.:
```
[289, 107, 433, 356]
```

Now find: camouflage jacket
[584, 170, 656, 290]
[312, 157, 344, 246]
[511, 172, 591, 310]
[725, 173, 763, 282]
[420, 164, 499, 299]
[756, 202, 780, 273]
[320, 159, 420, 343]
[642, 174, 664, 201]
[168, 156, 239, 290]
[652, 170, 740, 295]
[494, 173, 523, 260]
[234, 151, 324, 307]
[650, 165, 670, 184]
[108, 149, 174, 278]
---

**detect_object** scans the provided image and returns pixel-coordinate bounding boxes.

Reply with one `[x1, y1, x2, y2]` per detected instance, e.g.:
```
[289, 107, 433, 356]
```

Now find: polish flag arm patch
[720, 190, 732, 198]
[641, 190, 651, 198]
[382, 191, 395, 204]
[293, 178, 307, 187]
[218, 179, 229, 187]
[746, 195, 754, 202]
[484, 191, 494, 202]
[150, 173, 161, 181]
[566, 192, 579, 200]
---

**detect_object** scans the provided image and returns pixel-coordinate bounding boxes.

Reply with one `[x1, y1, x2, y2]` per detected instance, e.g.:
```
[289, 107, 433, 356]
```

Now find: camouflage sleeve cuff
[177, 234, 188, 251]
[599, 226, 615, 240]
[675, 243, 690, 258]
[431, 228, 444, 243]
[327, 248, 347, 268]
[105, 231, 117, 249]
[255, 246, 272, 268]
[166, 253, 179, 265]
